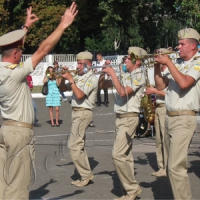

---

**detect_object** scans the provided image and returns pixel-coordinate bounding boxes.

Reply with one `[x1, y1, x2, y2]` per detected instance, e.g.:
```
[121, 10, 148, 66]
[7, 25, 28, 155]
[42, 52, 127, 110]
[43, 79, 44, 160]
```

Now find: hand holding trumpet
[154, 54, 172, 66]
[102, 66, 115, 76]
[59, 66, 74, 83]
[62, 71, 74, 82]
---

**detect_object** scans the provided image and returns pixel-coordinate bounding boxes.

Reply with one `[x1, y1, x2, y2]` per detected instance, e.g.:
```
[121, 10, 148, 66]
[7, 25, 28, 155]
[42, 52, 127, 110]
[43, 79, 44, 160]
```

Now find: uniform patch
[194, 63, 200, 71]
[86, 81, 93, 87]
[133, 79, 139, 85]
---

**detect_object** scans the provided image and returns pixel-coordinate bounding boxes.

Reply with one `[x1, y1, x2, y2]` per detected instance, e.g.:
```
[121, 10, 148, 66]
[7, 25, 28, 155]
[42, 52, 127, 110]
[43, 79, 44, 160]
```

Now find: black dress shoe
[104, 103, 108, 107]
[97, 103, 101, 107]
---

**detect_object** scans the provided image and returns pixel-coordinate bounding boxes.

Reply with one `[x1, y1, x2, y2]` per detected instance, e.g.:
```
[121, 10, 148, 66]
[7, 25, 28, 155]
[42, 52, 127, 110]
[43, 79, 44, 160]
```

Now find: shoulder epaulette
[194, 56, 200, 60]
[6, 64, 18, 69]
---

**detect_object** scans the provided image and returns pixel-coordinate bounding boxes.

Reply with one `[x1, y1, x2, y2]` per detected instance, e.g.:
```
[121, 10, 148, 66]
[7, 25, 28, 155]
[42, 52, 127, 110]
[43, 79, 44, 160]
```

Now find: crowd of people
[0, 2, 200, 200]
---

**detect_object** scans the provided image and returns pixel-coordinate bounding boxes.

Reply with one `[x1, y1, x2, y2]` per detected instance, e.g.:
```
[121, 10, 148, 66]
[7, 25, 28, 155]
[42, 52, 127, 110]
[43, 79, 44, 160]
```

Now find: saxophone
[130, 52, 155, 123]
[140, 68, 155, 123]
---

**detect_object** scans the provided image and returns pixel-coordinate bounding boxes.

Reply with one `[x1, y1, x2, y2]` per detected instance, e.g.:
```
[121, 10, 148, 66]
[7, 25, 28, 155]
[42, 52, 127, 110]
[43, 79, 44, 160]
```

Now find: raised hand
[24, 6, 39, 28]
[60, 2, 78, 29]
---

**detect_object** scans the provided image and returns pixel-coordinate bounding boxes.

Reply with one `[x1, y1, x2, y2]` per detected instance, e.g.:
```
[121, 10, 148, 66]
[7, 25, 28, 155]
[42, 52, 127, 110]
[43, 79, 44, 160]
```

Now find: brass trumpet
[83, 63, 112, 73]
[130, 51, 179, 64]
[46, 69, 79, 77]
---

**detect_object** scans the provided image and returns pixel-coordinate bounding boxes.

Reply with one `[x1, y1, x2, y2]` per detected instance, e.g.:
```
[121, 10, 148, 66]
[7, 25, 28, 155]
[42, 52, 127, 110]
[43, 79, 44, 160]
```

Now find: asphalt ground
[0, 94, 200, 200]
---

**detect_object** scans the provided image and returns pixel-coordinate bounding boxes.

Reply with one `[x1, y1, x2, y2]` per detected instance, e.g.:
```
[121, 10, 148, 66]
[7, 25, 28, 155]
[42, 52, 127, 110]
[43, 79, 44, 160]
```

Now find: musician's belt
[116, 112, 139, 118]
[156, 103, 165, 108]
[167, 110, 196, 116]
[3, 120, 33, 129]
[72, 107, 91, 111]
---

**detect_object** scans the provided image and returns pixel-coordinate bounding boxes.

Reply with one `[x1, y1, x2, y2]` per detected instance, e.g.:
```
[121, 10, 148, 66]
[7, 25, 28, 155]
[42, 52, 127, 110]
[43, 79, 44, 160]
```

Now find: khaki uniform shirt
[114, 68, 145, 114]
[0, 58, 34, 124]
[70, 70, 98, 110]
[165, 52, 200, 112]
[156, 67, 169, 104]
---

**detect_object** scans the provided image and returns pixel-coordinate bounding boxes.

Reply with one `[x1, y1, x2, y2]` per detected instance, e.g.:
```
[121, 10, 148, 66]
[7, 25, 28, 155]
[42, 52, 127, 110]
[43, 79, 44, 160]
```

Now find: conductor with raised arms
[0, 3, 78, 199]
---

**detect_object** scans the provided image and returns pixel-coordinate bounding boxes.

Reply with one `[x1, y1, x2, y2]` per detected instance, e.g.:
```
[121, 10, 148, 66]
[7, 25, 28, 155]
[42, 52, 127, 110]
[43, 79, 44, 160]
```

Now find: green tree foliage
[98, 0, 140, 53]
[17, 0, 78, 53]
[0, 0, 199, 54]
[0, 0, 12, 35]
[92, 0, 178, 53]
[174, 0, 200, 31]
[73, 0, 103, 52]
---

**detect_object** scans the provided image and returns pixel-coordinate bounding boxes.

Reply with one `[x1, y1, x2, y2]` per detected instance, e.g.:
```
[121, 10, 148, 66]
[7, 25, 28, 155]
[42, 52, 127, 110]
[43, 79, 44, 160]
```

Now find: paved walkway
[0, 96, 200, 199]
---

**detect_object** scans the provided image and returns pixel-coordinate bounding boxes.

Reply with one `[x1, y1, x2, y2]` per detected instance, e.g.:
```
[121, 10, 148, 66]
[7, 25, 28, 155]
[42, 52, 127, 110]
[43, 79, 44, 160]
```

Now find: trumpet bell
[130, 51, 179, 66]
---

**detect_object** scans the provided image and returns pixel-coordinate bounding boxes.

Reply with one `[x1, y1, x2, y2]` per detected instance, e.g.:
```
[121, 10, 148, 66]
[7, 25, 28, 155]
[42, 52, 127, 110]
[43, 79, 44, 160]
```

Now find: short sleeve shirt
[0, 58, 34, 124]
[156, 67, 169, 104]
[165, 52, 200, 112]
[114, 68, 146, 114]
[70, 70, 98, 110]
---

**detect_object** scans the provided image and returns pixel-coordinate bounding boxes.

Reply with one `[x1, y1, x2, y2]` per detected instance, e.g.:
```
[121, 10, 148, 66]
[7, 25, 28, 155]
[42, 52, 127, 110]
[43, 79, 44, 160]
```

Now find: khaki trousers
[154, 106, 167, 170]
[112, 116, 139, 196]
[165, 115, 196, 200]
[0, 125, 35, 200]
[68, 110, 93, 180]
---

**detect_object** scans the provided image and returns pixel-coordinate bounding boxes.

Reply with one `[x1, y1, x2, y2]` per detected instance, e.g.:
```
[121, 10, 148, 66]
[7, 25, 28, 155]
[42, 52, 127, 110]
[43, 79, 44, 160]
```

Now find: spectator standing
[53, 60, 68, 102]
[43, 66, 61, 127]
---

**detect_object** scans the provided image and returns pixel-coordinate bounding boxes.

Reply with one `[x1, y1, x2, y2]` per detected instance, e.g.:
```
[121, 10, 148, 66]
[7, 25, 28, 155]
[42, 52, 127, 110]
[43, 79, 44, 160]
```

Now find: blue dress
[46, 80, 61, 107]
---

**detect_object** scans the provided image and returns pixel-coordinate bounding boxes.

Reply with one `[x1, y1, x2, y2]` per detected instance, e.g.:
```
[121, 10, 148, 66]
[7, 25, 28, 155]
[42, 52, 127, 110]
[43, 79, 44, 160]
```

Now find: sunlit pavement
[0, 95, 199, 200]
